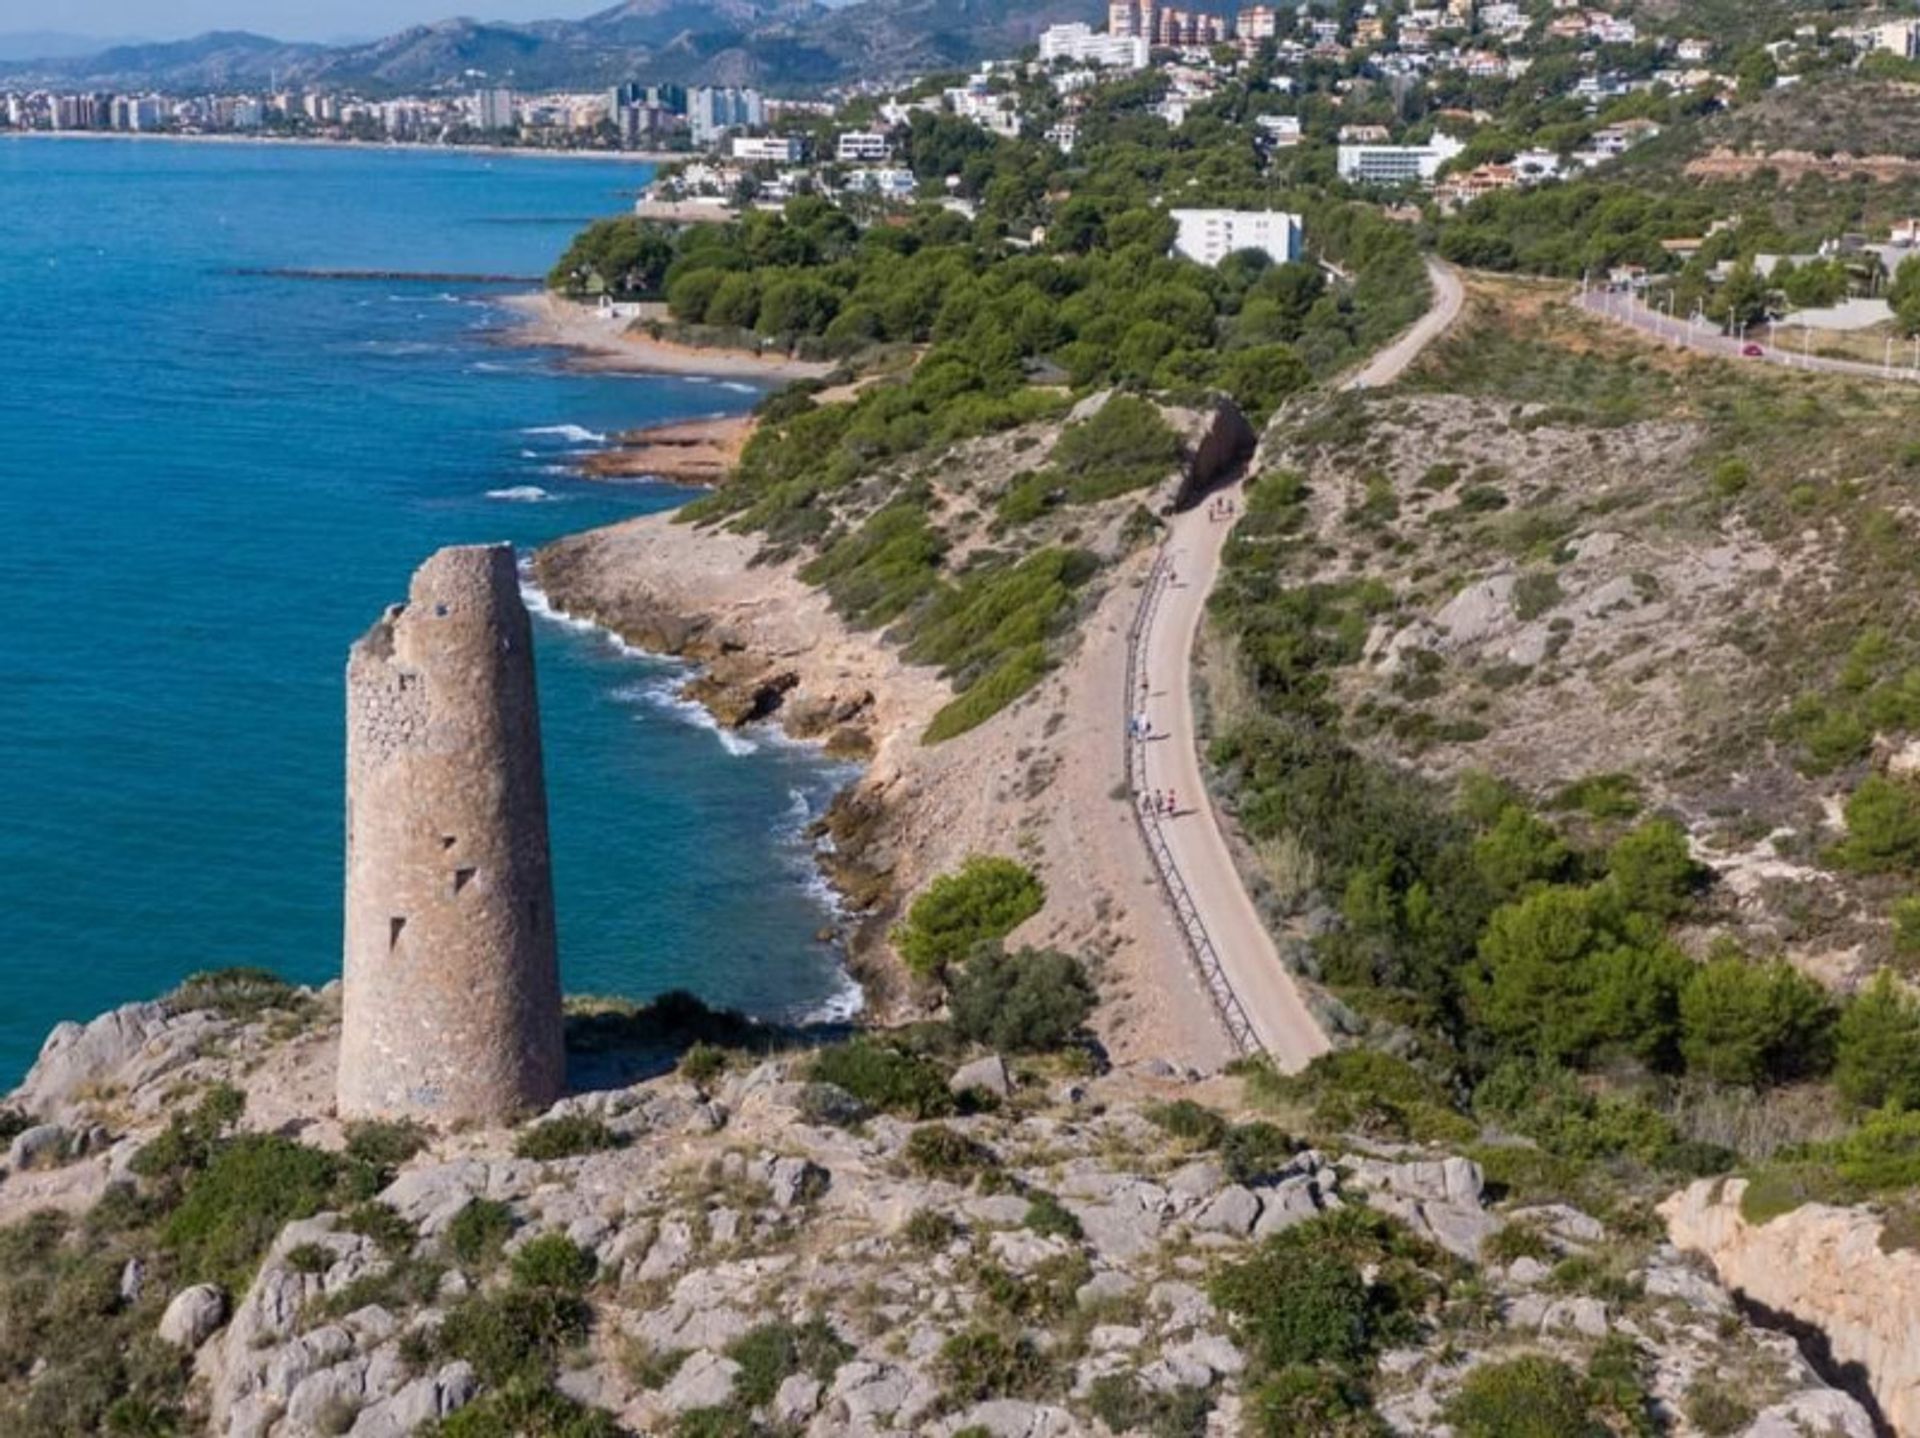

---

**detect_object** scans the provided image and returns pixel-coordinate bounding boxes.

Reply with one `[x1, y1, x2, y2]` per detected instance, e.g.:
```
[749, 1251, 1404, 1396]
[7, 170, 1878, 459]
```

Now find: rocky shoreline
[530, 513, 955, 1021]
[574, 415, 753, 487]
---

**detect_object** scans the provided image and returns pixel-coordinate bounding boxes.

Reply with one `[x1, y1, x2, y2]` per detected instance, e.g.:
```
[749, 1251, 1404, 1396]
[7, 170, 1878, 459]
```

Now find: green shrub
[673, 1409, 758, 1438]
[904, 1123, 996, 1179]
[1835, 972, 1920, 1108]
[1830, 776, 1920, 873]
[447, 1198, 517, 1269]
[1544, 1253, 1643, 1304]
[343, 1119, 429, 1170]
[1470, 806, 1572, 899]
[1684, 1379, 1755, 1437]
[342, 1202, 417, 1258]
[1604, 820, 1704, 919]
[678, 1043, 730, 1087]
[1210, 1246, 1371, 1369]
[285, 1243, 332, 1275]
[510, 1234, 598, 1294]
[160, 1135, 344, 1290]
[165, 967, 303, 1019]
[726, 1318, 853, 1407]
[1482, 1221, 1554, 1265]
[1550, 773, 1643, 820]
[1022, 1190, 1084, 1240]
[1710, 457, 1752, 497]
[892, 857, 1044, 976]
[1246, 1050, 1474, 1145]
[1245, 1365, 1383, 1437]
[809, 1040, 954, 1119]
[1826, 1106, 1920, 1191]
[1045, 395, 1185, 504]
[427, 1378, 619, 1437]
[935, 1329, 1046, 1403]
[435, 1288, 592, 1386]
[1679, 955, 1836, 1087]
[1513, 571, 1563, 621]
[621, 1341, 690, 1390]
[1443, 1355, 1607, 1438]
[1086, 1374, 1213, 1438]
[923, 646, 1052, 741]
[129, 1083, 247, 1183]
[1220, 1122, 1297, 1184]
[1894, 897, 1920, 956]
[1146, 1100, 1228, 1148]
[902, 1208, 961, 1250]
[514, 1116, 622, 1162]
[947, 945, 1094, 1052]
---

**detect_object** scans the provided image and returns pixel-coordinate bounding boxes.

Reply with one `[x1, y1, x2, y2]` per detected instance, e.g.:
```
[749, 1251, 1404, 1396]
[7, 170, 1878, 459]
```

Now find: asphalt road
[1578, 287, 1920, 384]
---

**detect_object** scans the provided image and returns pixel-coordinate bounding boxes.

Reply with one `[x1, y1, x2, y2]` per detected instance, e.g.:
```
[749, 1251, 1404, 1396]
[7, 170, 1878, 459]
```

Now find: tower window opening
[389, 916, 407, 952]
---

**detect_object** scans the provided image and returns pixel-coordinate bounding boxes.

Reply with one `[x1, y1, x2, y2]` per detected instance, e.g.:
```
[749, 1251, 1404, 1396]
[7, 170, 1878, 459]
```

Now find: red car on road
[1740, 343, 1765, 357]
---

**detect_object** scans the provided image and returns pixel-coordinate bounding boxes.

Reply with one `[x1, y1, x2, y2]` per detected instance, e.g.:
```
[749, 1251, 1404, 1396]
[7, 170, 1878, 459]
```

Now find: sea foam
[522, 423, 606, 445]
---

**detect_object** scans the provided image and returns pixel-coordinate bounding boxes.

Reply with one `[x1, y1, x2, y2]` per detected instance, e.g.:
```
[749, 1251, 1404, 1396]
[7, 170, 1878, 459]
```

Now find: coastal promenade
[1126, 258, 1463, 1072]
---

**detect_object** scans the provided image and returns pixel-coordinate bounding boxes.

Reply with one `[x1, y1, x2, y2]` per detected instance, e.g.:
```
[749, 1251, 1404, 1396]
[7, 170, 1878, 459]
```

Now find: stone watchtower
[338, 544, 565, 1123]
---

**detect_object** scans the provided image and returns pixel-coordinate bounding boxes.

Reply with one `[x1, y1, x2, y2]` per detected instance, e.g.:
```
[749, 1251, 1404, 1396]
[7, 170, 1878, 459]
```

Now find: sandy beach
[501, 292, 837, 382]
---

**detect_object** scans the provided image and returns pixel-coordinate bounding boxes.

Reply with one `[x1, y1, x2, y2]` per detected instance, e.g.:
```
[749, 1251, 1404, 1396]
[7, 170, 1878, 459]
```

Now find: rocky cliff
[0, 978, 1884, 1437]
[1664, 1177, 1920, 1435]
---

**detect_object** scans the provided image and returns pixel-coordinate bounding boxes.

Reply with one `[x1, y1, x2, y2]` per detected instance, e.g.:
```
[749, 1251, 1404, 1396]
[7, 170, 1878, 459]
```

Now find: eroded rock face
[1663, 1177, 1920, 1435]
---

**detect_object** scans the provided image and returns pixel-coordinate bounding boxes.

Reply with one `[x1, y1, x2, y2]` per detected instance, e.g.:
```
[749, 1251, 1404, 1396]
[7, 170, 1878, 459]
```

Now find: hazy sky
[0, 0, 609, 43]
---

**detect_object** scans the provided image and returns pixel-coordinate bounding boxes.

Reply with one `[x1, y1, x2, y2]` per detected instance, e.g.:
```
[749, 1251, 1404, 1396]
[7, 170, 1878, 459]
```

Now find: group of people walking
[1205, 495, 1236, 522]
[1139, 788, 1180, 818]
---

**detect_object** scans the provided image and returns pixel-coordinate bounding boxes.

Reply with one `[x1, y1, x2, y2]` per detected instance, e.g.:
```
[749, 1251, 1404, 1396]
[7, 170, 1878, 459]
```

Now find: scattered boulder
[8, 1122, 69, 1171]
[658, 1350, 741, 1415]
[158, 1284, 226, 1350]
[949, 1054, 1012, 1100]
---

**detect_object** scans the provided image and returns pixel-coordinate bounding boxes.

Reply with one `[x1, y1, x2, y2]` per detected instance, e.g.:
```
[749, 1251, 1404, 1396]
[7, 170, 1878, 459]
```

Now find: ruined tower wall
[337, 544, 565, 1122]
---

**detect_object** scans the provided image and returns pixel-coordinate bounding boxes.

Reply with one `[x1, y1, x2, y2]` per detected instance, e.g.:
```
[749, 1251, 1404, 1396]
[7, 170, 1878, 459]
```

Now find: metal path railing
[1123, 547, 1265, 1058]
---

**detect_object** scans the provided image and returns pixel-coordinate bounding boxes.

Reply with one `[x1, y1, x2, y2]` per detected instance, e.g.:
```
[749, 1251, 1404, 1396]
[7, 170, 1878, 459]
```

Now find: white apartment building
[1256, 114, 1303, 146]
[1037, 22, 1151, 70]
[732, 134, 805, 164]
[1336, 133, 1464, 185]
[1170, 209, 1304, 267]
[835, 130, 893, 163]
[839, 168, 918, 200]
[472, 88, 515, 132]
[689, 87, 765, 146]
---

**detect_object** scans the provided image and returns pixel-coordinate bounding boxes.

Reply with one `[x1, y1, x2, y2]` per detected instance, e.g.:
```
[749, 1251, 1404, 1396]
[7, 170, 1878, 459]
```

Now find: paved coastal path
[1126, 259, 1463, 1071]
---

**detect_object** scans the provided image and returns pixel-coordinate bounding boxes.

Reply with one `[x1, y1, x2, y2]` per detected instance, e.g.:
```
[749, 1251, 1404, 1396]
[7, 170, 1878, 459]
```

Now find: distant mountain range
[0, 0, 1107, 92]
[0, 30, 147, 61]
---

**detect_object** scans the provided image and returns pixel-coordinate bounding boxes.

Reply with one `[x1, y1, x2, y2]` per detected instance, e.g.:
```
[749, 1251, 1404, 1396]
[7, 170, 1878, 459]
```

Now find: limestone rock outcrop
[1664, 1177, 1920, 1435]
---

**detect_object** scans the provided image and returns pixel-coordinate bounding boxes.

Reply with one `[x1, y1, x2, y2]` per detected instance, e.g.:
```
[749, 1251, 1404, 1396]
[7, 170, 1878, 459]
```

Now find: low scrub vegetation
[892, 857, 1044, 977]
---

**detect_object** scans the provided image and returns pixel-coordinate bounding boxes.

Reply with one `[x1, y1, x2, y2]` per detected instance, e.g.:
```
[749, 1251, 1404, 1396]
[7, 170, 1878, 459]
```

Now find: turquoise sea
[0, 138, 858, 1082]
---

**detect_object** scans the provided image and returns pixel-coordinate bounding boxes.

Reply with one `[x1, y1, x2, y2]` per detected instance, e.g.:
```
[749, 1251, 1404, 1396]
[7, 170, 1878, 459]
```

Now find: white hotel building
[1038, 23, 1151, 70]
[1170, 209, 1304, 267]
